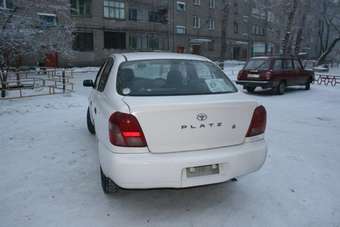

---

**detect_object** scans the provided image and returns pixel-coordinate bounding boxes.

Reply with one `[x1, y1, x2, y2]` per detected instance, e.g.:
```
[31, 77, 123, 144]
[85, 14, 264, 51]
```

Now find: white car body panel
[123, 94, 258, 153]
[87, 52, 267, 189]
[99, 137, 267, 189]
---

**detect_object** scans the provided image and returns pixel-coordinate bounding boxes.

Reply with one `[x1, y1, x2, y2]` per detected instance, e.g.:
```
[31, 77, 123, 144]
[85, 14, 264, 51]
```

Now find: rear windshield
[244, 59, 271, 71]
[116, 59, 237, 96]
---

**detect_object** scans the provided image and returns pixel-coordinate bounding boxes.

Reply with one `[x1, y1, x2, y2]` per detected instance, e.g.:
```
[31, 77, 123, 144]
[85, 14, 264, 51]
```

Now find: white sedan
[83, 52, 267, 193]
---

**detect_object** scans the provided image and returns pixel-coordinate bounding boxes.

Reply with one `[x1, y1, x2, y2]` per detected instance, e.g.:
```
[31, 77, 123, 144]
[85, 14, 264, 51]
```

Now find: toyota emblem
[196, 113, 208, 121]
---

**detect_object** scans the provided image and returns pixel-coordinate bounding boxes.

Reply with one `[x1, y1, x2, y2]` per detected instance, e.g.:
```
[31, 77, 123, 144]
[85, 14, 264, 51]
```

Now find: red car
[236, 56, 315, 95]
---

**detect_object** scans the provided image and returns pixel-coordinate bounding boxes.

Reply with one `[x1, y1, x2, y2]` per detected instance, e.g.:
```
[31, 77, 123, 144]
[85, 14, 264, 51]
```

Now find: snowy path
[1, 71, 340, 227]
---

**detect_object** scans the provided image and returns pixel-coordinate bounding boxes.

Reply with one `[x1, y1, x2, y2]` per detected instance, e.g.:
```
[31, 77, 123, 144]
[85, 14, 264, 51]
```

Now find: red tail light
[246, 106, 267, 137]
[109, 112, 147, 147]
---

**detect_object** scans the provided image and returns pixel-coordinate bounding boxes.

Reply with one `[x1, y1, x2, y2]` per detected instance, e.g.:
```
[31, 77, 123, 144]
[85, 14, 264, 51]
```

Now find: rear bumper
[98, 138, 267, 189]
[236, 80, 274, 88]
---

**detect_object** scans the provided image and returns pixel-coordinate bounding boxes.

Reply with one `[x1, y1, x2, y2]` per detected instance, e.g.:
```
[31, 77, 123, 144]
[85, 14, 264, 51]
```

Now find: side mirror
[83, 80, 94, 88]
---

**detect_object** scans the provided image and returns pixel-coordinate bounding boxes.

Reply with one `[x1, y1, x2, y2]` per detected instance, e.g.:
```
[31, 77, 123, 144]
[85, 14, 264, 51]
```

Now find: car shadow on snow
[243, 87, 311, 97]
[101, 180, 252, 217]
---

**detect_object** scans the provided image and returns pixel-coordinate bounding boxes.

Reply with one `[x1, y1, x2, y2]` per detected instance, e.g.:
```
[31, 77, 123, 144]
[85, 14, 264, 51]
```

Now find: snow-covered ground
[223, 60, 245, 81]
[1, 67, 340, 227]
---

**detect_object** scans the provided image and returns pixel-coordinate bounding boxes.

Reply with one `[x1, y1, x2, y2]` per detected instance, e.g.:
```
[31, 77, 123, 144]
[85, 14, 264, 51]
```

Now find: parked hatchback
[83, 52, 267, 193]
[236, 56, 315, 95]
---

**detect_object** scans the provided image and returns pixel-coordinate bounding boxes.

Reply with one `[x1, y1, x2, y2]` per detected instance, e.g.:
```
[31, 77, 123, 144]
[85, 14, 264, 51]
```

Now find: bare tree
[220, 0, 230, 60]
[0, 0, 74, 97]
[294, 0, 310, 55]
[281, 0, 299, 55]
[316, 0, 340, 65]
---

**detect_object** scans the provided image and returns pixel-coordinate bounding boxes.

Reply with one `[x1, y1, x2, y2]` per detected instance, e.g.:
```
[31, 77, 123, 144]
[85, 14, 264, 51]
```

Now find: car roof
[251, 56, 299, 60]
[113, 52, 210, 62]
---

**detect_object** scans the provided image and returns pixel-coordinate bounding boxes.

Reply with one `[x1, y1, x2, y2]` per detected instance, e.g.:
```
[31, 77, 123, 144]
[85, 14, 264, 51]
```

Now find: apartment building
[169, 0, 223, 60]
[1, 0, 280, 66]
[225, 0, 279, 60]
[70, 0, 171, 65]
[70, 0, 227, 65]
[70, 0, 277, 65]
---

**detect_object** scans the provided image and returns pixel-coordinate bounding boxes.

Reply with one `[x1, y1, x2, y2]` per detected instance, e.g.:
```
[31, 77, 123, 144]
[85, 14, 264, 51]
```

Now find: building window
[71, 0, 91, 16]
[176, 25, 186, 34]
[252, 25, 265, 36]
[261, 27, 265, 36]
[129, 35, 137, 49]
[128, 8, 146, 21]
[72, 32, 94, 51]
[0, 0, 14, 9]
[208, 18, 215, 30]
[129, 34, 147, 49]
[233, 22, 238, 34]
[104, 31, 126, 49]
[234, 2, 238, 15]
[176, 1, 186, 11]
[104, 0, 125, 19]
[129, 8, 137, 21]
[149, 9, 168, 24]
[193, 0, 200, 6]
[147, 36, 159, 50]
[193, 16, 200, 29]
[38, 13, 57, 27]
[267, 11, 274, 22]
[209, 0, 215, 9]
[252, 25, 256, 34]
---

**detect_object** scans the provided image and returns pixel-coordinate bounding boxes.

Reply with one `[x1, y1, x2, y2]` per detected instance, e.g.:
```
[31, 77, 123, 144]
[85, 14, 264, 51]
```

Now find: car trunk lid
[122, 94, 258, 153]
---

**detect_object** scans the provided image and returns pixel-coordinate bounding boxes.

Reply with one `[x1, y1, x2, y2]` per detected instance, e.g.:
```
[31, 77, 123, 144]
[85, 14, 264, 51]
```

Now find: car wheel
[305, 82, 311, 90]
[274, 81, 286, 95]
[1, 89, 6, 98]
[246, 87, 256, 93]
[100, 167, 119, 194]
[87, 107, 96, 135]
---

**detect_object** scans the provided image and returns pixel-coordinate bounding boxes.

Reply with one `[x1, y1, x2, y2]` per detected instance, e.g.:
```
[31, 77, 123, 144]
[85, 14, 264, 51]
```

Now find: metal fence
[1, 68, 74, 99]
[313, 74, 340, 87]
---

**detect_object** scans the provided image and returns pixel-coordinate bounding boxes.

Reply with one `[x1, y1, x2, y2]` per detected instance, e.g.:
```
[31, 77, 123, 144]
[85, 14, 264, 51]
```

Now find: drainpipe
[168, 0, 171, 51]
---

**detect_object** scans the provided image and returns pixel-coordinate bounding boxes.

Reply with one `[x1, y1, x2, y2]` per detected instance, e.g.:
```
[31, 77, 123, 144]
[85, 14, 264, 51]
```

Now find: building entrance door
[233, 47, 241, 60]
[176, 46, 185, 53]
[191, 44, 201, 55]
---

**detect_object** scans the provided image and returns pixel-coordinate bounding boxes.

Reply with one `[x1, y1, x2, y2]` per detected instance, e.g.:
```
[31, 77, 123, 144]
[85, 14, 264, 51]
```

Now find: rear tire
[100, 167, 119, 194]
[245, 87, 256, 93]
[1, 89, 5, 98]
[273, 81, 286, 95]
[305, 82, 311, 90]
[87, 107, 95, 135]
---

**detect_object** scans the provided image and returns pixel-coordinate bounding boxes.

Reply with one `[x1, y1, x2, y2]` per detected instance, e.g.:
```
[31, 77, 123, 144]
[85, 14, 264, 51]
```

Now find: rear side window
[244, 59, 271, 71]
[293, 60, 302, 70]
[116, 59, 237, 96]
[94, 62, 106, 89]
[97, 57, 114, 92]
[283, 59, 294, 71]
[273, 60, 283, 70]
